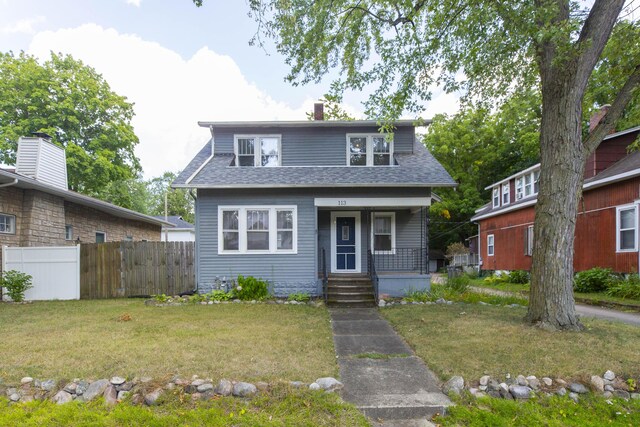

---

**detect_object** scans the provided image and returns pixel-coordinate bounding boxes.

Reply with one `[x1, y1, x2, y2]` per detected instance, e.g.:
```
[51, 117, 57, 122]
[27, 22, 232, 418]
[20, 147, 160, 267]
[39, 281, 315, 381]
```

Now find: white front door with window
[330, 211, 361, 273]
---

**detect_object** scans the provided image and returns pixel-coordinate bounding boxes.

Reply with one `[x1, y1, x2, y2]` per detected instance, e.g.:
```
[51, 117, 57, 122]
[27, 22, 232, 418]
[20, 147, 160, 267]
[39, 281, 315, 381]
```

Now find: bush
[287, 292, 310, 303]
[0, 270, 33, 302]
[573, 267, 617, 293]
[234, 275, 270, 301]
[606, 275, 640, 300]
[446, 275, 470, 293]
[508, 270, 530, 284]
[483, 273, 510, 286]
[207, 290, 234, 301]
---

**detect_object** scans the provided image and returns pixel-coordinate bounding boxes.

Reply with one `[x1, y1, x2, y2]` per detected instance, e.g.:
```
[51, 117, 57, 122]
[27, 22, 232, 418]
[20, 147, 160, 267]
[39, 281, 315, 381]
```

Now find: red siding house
[471, 125, 640, 274]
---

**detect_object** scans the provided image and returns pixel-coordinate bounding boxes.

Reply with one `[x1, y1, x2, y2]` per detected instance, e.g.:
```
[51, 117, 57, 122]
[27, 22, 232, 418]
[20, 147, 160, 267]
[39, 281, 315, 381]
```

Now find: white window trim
[492, 187, 500, 208]
[346, 133, 394, 166]
[515, 177, 524, 200]
[487, 234, 494, 256]
[0, 213, 16, 235]
[95, 231, 106, 243]
[616, 204, 638, 252]
[65, 224, 73, 241]
[525, 225, 534, 256]
[233, 134, 282, 167]
[371, 212, 396, 254]
[218, 205, 297, 255]
[502, 184, 510, 206]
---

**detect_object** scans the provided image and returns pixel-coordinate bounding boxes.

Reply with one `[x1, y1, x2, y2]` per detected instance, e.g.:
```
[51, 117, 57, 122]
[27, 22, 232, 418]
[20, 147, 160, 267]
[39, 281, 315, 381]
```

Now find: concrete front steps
[326, 274, 376, 307]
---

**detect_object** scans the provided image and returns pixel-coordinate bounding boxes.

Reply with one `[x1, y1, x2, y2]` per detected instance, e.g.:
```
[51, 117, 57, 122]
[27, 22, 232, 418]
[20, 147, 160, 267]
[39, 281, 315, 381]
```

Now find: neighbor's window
[65, 224, 73, 240]
[219, 206, 297, 254]
[515, 177, 524, 200]
[525, 225, 534, 256]
[502, 184, 510, 205]
[0, 213, 16, 234]
[348, 134, 393, 166]
[492, 187, 500, 208]
[95, 231, 106, 243]
[372, 212, 396, 254]
[234, 135, 280, 167]
[487, 234, 495, 256]
[617, 205, 637, 252]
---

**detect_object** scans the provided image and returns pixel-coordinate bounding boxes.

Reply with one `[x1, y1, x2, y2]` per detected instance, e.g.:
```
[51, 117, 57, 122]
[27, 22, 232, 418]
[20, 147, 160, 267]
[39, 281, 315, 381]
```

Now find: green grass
[0, 299, 336, 383]
[435, 394, 640, 427]
[0, 386, 369, 427]
[381, 304, 640, 381]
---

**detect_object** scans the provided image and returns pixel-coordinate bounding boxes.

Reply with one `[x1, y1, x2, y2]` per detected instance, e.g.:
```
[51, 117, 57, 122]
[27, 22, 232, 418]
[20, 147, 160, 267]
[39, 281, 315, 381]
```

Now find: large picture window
[371, 212, 396, 254]
[347, 134, 393, 166]
[218, 206, 297, 254]
[0, 213, 16, 234]
[616, 205, 637, 252]
[234, 135, 281, 167]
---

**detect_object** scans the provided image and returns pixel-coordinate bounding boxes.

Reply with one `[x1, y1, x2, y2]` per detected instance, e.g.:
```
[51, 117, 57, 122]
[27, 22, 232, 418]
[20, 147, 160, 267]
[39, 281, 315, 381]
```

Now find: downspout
[0, 178, 18, 188]
[189, 189, 198, 294]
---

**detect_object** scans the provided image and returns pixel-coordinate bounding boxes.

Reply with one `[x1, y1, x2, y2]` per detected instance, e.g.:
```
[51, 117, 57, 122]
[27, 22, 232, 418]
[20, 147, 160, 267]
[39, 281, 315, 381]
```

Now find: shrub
[153, 294, 170, 303]
[446, 275, 470, 293]
[0, 270, 33, 302]
[207, 290, 234, 301]
[483, 274, 510, 286]
[573, 267, 617, 293]
[287, 292, 310, 302]
[234, 275, 270, 301]
[508, 270, 530, 284]
[606, 275, 640, 300]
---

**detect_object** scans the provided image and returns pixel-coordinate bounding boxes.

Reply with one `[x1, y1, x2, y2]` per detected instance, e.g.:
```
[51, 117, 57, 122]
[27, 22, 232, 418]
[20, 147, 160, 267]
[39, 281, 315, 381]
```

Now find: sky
[0, 0, 461, 178]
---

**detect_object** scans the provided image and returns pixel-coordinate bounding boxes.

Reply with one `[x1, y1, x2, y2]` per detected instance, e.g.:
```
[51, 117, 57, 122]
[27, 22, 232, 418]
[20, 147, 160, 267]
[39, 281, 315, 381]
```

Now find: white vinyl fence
[2, 246, 80, 300]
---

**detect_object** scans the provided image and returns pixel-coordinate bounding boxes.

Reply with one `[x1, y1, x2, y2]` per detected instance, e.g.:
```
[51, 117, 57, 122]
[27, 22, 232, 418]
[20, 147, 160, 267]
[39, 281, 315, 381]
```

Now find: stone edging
[1, 376, 344, 406]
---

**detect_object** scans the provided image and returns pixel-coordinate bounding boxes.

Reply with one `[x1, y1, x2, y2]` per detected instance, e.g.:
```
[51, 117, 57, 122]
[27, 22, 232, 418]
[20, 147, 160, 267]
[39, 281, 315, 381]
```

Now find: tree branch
[584, 63, 640, 153]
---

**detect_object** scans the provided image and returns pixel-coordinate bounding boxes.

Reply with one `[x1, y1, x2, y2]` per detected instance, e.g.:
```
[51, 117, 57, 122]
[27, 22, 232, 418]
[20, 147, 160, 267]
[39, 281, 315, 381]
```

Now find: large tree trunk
[526, 77, 586, 331]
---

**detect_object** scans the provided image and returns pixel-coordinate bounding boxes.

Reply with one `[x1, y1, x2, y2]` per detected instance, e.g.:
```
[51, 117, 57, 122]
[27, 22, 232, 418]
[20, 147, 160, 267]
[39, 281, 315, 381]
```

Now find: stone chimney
[314, 102, 324, 121]
[15, 135, 68, 190]
[589, 104, 610, 132]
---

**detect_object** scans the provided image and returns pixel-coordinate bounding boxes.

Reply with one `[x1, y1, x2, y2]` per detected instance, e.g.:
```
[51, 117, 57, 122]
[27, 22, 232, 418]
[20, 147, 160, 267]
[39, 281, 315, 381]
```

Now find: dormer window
[234, 135, 281, 167]
[492, 187, 500, 208]
[347, 134, 393, 166]
[502, 184, 510, 205]
[515, 169, 539, 200]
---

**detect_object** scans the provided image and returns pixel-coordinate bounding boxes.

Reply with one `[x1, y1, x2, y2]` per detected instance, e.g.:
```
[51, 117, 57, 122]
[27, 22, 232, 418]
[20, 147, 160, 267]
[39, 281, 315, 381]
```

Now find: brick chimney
[589, 104, 610, 132]
[314, 102, 324, 121]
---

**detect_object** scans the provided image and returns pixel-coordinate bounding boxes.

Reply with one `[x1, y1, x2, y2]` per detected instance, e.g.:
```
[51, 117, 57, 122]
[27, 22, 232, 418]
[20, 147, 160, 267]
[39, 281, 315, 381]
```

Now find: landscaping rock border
[443, 371, 640, 402]
[0, 375, 343, 406]
[145, 296, 324, 307]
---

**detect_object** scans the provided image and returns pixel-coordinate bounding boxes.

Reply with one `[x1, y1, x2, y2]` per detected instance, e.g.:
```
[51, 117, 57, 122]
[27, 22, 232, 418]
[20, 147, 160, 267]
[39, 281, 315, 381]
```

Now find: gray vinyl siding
[212, 126, 415, 166]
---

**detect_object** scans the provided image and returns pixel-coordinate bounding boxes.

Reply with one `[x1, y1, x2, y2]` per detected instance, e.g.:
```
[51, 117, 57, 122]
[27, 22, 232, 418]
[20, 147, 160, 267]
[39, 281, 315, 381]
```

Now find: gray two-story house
[173, 106, 455, 305]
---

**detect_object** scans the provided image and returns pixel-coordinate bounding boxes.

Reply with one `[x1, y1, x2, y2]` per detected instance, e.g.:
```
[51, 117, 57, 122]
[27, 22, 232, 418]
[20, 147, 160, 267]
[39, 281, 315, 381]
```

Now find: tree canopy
[0, 51, 141, 207]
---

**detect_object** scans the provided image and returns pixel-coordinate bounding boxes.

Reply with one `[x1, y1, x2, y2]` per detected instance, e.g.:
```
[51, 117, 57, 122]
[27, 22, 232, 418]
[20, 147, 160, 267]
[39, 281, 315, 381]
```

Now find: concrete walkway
[469, 286, 640, 326]
[329, 308, 451, 427]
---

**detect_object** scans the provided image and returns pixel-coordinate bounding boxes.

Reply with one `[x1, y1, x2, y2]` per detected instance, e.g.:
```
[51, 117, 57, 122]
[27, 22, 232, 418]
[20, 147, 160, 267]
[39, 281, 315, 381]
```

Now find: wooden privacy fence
[80, 241, 195, 299]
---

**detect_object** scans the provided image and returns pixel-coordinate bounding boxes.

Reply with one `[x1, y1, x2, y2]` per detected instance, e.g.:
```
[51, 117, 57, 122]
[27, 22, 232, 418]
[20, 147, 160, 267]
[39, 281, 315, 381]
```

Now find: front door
[331, 211, 361, 273]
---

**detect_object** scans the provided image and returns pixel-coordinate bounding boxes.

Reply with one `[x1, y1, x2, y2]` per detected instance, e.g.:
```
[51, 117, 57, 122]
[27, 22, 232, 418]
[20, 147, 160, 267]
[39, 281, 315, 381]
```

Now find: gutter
[0, 178, 18, 188]
[189, 189, 198, 295]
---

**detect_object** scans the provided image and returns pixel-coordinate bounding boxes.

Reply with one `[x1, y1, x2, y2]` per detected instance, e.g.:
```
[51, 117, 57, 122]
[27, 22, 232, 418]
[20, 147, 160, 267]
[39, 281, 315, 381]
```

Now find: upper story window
[516, 170, 540, 201]
[347, 134, 393, 166]
[0, 213, 16, 234]
[502, 184, 510, 206]
[492, 187, 500, 208]
[234, 135, 281, 167]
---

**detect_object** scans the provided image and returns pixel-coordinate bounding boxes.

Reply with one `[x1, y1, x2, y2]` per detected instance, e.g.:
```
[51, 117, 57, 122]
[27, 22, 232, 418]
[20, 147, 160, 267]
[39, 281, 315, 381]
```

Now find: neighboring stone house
[173, 104, 456, 303]
[0, 135, 167, 268]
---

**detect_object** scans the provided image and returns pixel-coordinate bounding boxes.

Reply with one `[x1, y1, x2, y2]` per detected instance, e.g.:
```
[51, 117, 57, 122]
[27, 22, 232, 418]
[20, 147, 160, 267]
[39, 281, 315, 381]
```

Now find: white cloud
[1, 16, 45, 34]
[27, 24, 323, 178]
[126, 0, 142, 7]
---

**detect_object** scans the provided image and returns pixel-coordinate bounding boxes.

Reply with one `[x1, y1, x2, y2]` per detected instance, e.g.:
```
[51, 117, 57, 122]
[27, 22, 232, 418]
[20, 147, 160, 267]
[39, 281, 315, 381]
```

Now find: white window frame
[65, 224, 73, 240]
[371, 212, 396, 254]
[492, 187, 500, 208]
[233, 134, 282, 167]
[487, 234, 494, 256]
[502, 184, 510, 206]
[0, 213, 16, 234]
[616, 204, 638, 252]
[516, 170, 540, 200]
[346, 133, 394, 166]
[525, 225, 534, 256]
[95, 231, 106, 243]
[218, 205, 297, 254]
[515, 177, 524, 200]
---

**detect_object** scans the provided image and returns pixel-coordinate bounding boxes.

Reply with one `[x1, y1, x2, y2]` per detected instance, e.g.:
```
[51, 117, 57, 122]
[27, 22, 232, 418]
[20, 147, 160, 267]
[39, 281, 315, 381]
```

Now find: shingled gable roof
[172, 120, 456, 189]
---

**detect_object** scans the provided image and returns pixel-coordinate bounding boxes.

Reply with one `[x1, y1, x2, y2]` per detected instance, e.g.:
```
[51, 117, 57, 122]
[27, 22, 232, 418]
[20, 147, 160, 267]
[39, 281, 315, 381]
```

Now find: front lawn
[381, 304, 640, 381]
[0, 299, 336, 383]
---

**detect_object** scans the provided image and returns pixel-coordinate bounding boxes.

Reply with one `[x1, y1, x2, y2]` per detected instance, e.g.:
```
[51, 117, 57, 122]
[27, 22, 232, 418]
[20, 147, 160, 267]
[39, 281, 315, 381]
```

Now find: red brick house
[471, 124, 640, 274]
[0, 136, 167, 268]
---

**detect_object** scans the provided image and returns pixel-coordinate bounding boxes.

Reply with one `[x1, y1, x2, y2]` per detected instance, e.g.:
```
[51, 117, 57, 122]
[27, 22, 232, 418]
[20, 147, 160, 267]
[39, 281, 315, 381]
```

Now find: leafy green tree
[234, 0, 640, 331]
[147, 172, 194, 224]
[0, 51, 141, 207]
